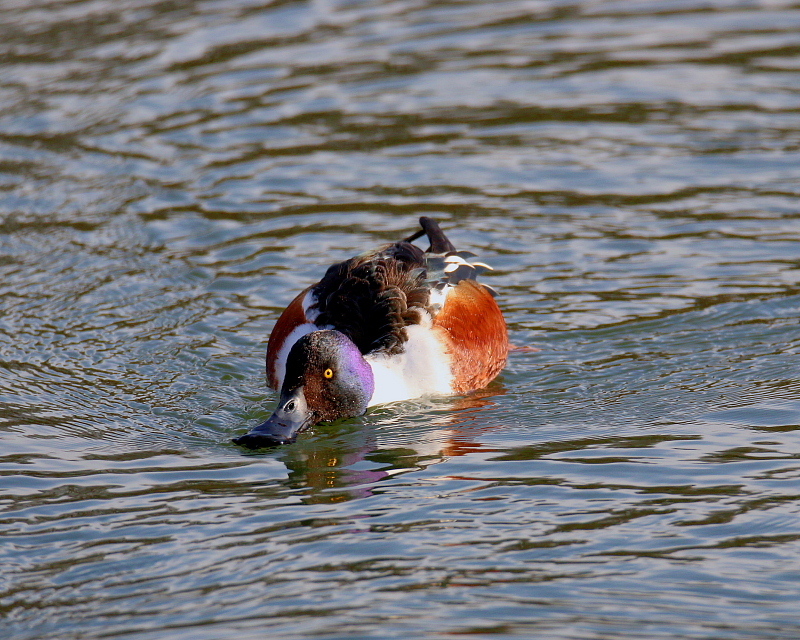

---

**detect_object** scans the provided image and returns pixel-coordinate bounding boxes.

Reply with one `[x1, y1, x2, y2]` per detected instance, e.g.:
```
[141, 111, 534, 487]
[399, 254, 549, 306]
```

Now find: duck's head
[233, 330, 374, 448]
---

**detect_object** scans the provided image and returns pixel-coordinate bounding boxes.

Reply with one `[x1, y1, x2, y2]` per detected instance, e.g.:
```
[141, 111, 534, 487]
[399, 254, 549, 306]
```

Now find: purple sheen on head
[283, 330, 375, 420]
[332, 331, 375, 405]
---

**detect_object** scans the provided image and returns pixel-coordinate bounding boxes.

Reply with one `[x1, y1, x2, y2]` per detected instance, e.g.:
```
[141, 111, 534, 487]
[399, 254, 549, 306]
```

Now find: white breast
[365, 324, 453, 406]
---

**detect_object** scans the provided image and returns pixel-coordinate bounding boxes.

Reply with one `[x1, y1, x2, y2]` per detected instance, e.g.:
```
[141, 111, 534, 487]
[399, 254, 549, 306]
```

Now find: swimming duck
[233, 217, 508, 447]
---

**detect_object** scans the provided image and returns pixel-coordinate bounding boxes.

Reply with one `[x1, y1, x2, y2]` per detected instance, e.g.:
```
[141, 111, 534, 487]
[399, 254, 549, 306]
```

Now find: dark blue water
[2, 1, 800, 638]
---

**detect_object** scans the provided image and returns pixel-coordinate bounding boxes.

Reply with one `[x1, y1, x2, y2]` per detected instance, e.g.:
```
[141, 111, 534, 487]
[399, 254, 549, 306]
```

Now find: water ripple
[3, 0, 800, 639]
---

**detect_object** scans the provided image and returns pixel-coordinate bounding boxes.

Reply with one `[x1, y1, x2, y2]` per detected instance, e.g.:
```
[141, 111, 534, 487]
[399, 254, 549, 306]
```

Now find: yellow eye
[324, 368, 334, 379]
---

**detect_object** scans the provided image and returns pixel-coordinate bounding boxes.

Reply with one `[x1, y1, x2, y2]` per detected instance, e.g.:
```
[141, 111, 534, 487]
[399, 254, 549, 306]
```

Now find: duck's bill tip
[232, 432, 295, 449]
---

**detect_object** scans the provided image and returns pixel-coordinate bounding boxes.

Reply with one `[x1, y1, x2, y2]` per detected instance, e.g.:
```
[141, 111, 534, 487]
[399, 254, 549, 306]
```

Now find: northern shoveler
[233, 217, 508, 447]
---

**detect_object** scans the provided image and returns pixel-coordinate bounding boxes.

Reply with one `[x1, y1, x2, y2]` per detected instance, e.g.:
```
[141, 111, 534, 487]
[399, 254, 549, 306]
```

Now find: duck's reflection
[277, 385, 506, 502]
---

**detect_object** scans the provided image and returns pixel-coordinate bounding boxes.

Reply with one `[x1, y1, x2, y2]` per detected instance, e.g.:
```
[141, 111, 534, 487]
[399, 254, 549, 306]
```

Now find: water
[2, 0, 800, 638]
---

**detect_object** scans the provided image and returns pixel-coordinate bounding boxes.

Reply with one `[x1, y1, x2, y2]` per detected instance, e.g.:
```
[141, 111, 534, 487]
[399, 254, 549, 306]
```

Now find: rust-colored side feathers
[433, 280, 509, 394]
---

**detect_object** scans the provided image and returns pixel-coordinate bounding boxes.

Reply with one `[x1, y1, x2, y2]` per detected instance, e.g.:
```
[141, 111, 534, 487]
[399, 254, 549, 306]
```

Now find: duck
[233, 217, 509, 448]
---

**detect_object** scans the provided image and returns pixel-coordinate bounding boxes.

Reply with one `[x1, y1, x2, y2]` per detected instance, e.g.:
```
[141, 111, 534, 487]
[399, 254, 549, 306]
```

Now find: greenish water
[2, 1, 800, 638]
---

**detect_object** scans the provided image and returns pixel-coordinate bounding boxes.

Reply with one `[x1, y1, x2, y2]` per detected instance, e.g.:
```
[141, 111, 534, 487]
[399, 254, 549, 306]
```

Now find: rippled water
[3, 0, 800, 638]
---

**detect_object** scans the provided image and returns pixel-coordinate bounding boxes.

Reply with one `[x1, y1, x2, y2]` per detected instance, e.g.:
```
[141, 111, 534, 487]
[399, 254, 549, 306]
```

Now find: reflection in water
[278, 387, 507, 502]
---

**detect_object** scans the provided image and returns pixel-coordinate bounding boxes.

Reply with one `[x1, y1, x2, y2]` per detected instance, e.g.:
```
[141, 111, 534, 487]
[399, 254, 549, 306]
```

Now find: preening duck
[233, 217, 509, 447]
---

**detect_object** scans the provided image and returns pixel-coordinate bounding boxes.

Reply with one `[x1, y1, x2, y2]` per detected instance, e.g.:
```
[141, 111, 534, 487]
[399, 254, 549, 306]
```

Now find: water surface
[2, 0, 800, 638]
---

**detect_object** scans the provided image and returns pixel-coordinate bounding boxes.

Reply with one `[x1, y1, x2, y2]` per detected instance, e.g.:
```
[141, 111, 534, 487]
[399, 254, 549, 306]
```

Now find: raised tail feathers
[403, 216, 457, 253]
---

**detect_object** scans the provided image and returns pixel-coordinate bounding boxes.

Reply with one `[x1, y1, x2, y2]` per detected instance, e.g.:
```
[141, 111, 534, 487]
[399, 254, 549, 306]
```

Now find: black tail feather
[403, 216, 457, 253]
